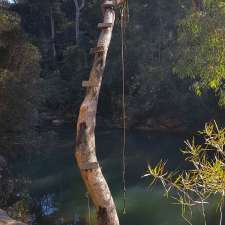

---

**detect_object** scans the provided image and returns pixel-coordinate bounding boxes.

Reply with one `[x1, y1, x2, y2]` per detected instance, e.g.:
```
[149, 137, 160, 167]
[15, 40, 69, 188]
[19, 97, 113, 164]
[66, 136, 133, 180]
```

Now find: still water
[13, 125, 221, 225]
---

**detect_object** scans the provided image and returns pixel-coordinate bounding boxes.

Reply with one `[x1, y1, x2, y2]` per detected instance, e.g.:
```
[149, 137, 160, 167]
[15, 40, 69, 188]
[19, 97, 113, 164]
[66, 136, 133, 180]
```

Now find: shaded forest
[0, 0, 225, 225]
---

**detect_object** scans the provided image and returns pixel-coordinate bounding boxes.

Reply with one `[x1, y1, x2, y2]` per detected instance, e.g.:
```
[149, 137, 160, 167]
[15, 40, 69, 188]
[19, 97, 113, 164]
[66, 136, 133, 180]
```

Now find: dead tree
[73, 0, 85, 45]
[75, 1, 125, 225]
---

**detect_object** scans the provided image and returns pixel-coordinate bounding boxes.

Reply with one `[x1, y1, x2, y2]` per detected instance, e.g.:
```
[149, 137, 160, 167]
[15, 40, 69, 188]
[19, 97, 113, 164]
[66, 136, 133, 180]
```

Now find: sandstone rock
[0, 209, 27, 225]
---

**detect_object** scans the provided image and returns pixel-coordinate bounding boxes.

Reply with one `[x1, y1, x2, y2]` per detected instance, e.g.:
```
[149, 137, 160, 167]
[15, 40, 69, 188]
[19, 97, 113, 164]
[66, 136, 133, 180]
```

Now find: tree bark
[75, 1, 121, 225]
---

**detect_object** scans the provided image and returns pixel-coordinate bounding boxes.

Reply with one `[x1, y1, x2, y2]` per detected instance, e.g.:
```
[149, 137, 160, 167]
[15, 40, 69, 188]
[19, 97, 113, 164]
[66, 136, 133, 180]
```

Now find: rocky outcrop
[135, 113, 188, 133]
[0, 209, 27, 225]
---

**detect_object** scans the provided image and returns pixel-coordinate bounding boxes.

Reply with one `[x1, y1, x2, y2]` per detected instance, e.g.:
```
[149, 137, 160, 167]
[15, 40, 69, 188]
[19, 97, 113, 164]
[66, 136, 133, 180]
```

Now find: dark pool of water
[13, 126, 222, 225]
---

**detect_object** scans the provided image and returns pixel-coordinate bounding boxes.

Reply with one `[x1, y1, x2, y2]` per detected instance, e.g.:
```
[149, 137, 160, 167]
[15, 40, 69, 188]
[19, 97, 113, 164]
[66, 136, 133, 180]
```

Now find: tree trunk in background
[75, 1, 122, 225]
[50, 5, 56, 58]
[73, 0, 85, 45]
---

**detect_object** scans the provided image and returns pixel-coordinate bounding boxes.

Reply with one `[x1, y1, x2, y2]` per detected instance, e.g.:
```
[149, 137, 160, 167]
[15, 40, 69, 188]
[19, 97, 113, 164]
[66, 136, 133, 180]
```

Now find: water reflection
[40, 194, 57, 216]
[15, 127, 203, 225]
[37, 193, 87, 225]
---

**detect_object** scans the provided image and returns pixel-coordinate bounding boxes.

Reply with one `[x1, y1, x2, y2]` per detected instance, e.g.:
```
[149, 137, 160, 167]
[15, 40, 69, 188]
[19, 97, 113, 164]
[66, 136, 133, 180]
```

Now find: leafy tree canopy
[174, 0, 225, 106]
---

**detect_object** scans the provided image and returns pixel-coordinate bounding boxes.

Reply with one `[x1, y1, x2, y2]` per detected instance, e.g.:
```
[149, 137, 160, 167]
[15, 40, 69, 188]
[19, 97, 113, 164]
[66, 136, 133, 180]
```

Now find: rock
[0, 209, 27, 225]
[0, 209, 8, 217]
[136, 113, 188, 133]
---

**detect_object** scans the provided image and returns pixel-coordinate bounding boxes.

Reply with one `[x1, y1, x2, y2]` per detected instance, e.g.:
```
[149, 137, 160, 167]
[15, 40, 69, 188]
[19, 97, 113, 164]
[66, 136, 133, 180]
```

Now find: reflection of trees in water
[39, 193, 57, 216]
[33, 193, 87, 225]
[31, 193, 56, 225]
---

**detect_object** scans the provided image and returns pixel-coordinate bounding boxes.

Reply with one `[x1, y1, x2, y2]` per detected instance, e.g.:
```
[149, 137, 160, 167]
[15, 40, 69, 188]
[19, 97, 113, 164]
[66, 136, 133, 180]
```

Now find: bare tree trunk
[75, 1, 123, 225]
[73, 0, 85, 45]
[50, 5, 56, 58]
[75, 2, 80, 44]
[158, 2, 162, 63]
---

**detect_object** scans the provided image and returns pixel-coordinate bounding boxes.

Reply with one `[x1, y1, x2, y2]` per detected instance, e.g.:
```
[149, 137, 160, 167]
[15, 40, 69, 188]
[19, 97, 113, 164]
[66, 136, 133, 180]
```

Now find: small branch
[79, 0, 85, 10]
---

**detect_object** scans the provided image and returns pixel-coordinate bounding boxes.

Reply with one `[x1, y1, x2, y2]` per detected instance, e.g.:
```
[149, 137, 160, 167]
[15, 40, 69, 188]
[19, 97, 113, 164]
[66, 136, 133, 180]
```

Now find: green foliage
[174, 0, 225, 107]
[146, 122, 225, 224]
[10, 0, 219, 129]
[103, 0, 216, 129]
[0, 11, 20, 34]
[13, 199, 30, 220]
[0, 9, 41, 157]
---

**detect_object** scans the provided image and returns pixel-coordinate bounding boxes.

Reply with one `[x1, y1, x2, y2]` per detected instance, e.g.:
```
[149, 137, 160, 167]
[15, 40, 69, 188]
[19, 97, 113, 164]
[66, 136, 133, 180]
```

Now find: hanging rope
[121, 10, 126, 215]
[120, 1, 129, 215]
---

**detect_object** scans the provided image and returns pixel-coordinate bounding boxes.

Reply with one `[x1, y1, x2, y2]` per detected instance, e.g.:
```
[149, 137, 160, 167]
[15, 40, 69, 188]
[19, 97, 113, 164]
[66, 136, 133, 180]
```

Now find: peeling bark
[75, 1, 124, 225]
